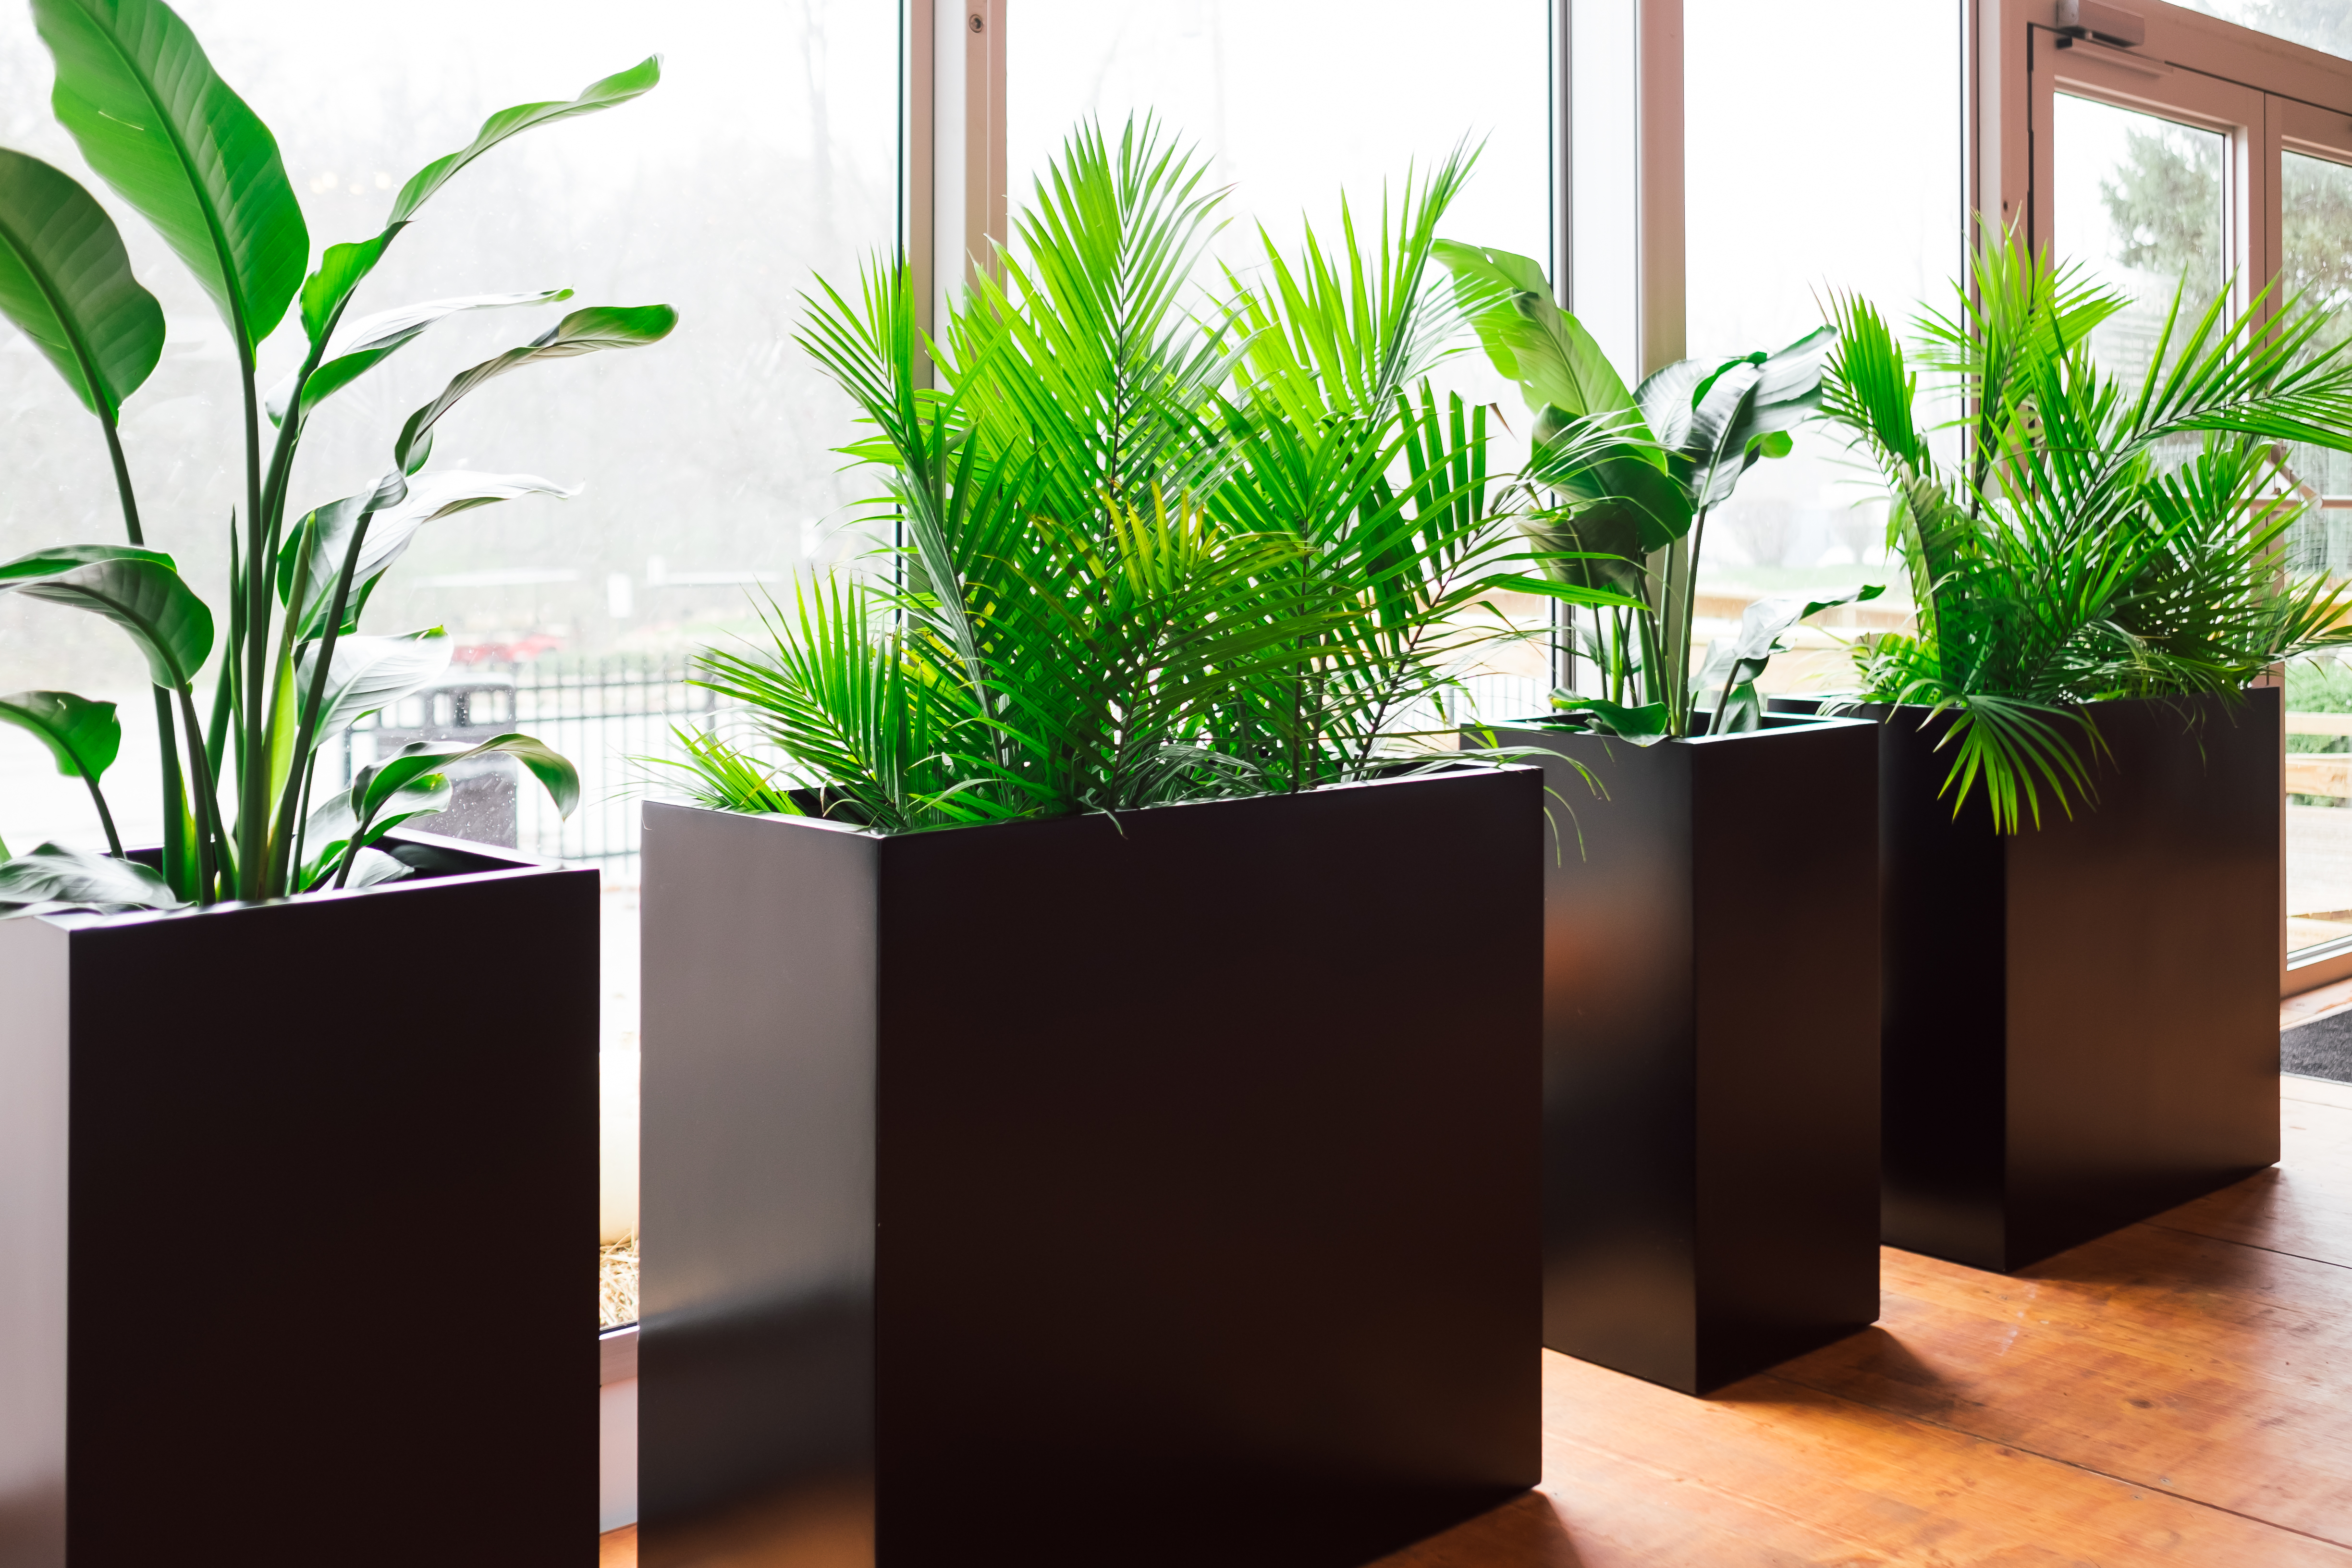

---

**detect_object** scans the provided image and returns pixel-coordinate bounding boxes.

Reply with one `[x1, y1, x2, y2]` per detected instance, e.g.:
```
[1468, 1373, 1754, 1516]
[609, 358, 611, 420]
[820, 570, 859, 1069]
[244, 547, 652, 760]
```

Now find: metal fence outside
[338, 656, 1554, 884]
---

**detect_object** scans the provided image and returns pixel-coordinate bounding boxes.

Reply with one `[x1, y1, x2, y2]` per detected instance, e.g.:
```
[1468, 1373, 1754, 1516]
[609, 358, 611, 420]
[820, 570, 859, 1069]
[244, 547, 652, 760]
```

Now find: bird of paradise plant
[0, 0, 677, 914]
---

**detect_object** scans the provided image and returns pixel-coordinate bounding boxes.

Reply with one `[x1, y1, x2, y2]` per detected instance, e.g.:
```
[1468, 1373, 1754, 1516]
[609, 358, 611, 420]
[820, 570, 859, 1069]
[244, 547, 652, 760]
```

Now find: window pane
[2279, 149, 2352, 955]
[1683, 0, 1962, 695]
[2282, 150, 2352, 507]
[0, 3, 898, 1071]
[2052, 93, 2228, 387]
[1007, 2, 1551, 276]
[1005, 0, 1556, 717]
[2172, 0, 2352, 63]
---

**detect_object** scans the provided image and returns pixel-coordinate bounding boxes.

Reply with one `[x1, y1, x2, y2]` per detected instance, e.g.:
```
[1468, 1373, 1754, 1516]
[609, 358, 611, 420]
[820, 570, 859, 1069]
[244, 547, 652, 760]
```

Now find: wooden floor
[603, 1074, 2352, 1568]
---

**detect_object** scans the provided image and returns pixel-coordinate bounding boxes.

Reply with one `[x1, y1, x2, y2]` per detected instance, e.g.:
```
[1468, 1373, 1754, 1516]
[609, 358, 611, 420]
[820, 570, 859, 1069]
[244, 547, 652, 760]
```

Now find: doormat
[2281, 1010, 2352, 1084]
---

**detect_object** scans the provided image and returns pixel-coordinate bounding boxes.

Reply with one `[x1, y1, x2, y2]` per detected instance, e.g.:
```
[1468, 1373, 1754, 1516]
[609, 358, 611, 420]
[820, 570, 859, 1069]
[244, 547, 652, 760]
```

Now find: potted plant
[635, 122, 1598, 1564]
[0, 1, 673, 1558]
[1427, 243, 1884, 1396]
[1815, 235, 2352, 1271]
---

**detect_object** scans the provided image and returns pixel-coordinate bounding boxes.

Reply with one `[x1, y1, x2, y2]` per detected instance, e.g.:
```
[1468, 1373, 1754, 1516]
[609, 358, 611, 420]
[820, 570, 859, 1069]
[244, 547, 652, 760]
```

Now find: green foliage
[685, 118, 1617, 833]
[1440, 244, 1843, 737]
[301, 734, 580, 891]
[0, 0, 662, 909]
[1822, 232, 2352, 832]
[0, 840, 181, 918]
[0, 147, 161, 420]
[0, 690, 123, 854]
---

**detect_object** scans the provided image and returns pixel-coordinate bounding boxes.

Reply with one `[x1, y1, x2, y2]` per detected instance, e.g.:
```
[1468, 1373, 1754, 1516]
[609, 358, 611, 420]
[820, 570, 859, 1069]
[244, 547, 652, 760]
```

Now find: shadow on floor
[1370, 1489, 1590, 1568]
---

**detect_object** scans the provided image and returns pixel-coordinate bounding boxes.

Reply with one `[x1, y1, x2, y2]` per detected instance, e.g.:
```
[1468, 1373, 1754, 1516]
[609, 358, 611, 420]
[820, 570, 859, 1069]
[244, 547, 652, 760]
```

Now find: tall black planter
[638, 770, 1543, 1568]
[1477, 716, 1881, 1395]
[1860, 690, 2281, 1271]
[0, 831, 598, 1568]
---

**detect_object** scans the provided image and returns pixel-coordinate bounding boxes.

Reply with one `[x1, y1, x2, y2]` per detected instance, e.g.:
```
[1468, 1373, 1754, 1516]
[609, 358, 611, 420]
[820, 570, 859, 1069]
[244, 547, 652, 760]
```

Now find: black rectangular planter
[0, 830, 598, 1568]
[1854, 690, 2281, 1272]
[1476, 716, 1882, 1395]
[638, 769, 1544, 1568]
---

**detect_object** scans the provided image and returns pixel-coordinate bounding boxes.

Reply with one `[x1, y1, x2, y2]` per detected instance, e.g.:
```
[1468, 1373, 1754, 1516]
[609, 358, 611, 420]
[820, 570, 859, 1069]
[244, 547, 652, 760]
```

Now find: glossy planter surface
[1859, 691, 2281, 1271]
[0, 831, 598, 1568]
[1479, 716, 1882, 1395]
[638, 769, 1543, 1568]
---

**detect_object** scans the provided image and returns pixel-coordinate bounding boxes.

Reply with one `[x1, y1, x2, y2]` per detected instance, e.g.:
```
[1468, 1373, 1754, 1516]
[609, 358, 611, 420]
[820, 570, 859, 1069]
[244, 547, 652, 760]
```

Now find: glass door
[2271, 101, 2352, 959]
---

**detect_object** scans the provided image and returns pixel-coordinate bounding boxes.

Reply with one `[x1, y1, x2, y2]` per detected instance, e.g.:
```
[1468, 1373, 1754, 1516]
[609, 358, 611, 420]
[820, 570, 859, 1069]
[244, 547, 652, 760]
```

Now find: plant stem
[77, 766, 123, 858]
[259, 519, 320, 894]
[173, 683, 221, 905]
[100, 413, 142, 547]
[289, 749, 320, 892]
[237, 349, 270, 900]
[96, 414, 190, 883]
[273, 509, 376, 895]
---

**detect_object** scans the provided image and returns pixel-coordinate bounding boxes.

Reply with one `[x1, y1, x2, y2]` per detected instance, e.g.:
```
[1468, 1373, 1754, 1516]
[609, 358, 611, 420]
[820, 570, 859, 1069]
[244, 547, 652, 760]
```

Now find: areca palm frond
[1823, 233, 2352, 832]
[700, 115, 1614, 833]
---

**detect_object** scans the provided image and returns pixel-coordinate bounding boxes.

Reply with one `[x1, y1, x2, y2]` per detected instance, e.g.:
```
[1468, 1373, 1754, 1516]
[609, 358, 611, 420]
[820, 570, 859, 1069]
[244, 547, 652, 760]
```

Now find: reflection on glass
[2052, 93, 2227, 391]
[2282, 151, 2352, 516]
[2278, 151, 2352, 955]
[2171, 0, 2352, 63]
[1682, 0, 1960, 696]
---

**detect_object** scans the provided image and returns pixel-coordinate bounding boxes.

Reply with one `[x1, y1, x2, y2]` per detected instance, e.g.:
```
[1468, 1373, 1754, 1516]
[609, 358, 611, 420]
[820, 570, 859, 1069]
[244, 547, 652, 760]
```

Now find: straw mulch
[600, 1236, 639, 1330]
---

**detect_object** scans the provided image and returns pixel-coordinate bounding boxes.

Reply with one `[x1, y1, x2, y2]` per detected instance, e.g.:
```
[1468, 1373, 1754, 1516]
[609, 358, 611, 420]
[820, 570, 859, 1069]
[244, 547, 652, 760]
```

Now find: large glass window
[2051, 93, 2229, 384]
[2173, 0, 2352, 63]
[1682, 0, 1962, 697]
[2277, 147, 2352, 954]
[0, 1, 898, 1046]
[1005, 0, 1556, 717]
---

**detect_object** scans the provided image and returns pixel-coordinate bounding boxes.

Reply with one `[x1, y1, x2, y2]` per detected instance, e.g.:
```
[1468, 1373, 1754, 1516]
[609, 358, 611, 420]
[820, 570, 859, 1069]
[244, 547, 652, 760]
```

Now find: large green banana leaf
[0, 689, 120, 778]
[279, 473, 577, 637]
[0, 840, 182, 917]
[392, 304, 679, 471]
[34, 0, 307, 350]
[291, 627, 453, 740]
[266, 289, 574, 425]
[0, 545, 213, 686]
[0, 147, 163, 418]
[1434, 240, 1640, 423]
[297, 56, 661, 345]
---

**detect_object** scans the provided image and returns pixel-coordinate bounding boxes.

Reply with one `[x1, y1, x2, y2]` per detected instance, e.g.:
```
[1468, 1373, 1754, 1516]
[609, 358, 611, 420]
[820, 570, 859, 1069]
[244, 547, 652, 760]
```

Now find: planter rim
[1796, 690, 2272, 717]
[648, 760, 1540, 844]
[20, 825, 577, 934]
[1480, 711, 1876, 748]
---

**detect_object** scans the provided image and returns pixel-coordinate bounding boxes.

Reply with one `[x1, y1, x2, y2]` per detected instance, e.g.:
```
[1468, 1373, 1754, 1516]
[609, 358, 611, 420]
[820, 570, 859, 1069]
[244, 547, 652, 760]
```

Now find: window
[1982, 0, 2352, 981]
[1684, 0, 1962, 696]
[0, 0, 899, 1053]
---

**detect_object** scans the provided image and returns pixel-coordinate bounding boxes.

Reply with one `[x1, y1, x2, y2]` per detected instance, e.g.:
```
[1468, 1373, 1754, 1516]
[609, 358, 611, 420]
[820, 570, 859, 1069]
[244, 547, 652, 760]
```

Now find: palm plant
[1821, 233, 2352, 831]
[668, 118, 1629, 829]
[1434, 243, 1867, 739]
[0, 0, 676, 913]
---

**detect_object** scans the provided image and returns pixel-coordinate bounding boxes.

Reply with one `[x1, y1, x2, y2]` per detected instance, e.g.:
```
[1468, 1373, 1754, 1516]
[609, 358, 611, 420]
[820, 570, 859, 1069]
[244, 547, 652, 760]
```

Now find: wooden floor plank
[1770, 1236, 2352, 1546]
[602, 1078, 2352, 1566]
[2156, 1096, 2352, 1267]
[1513, 1353, 2352, 1568]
